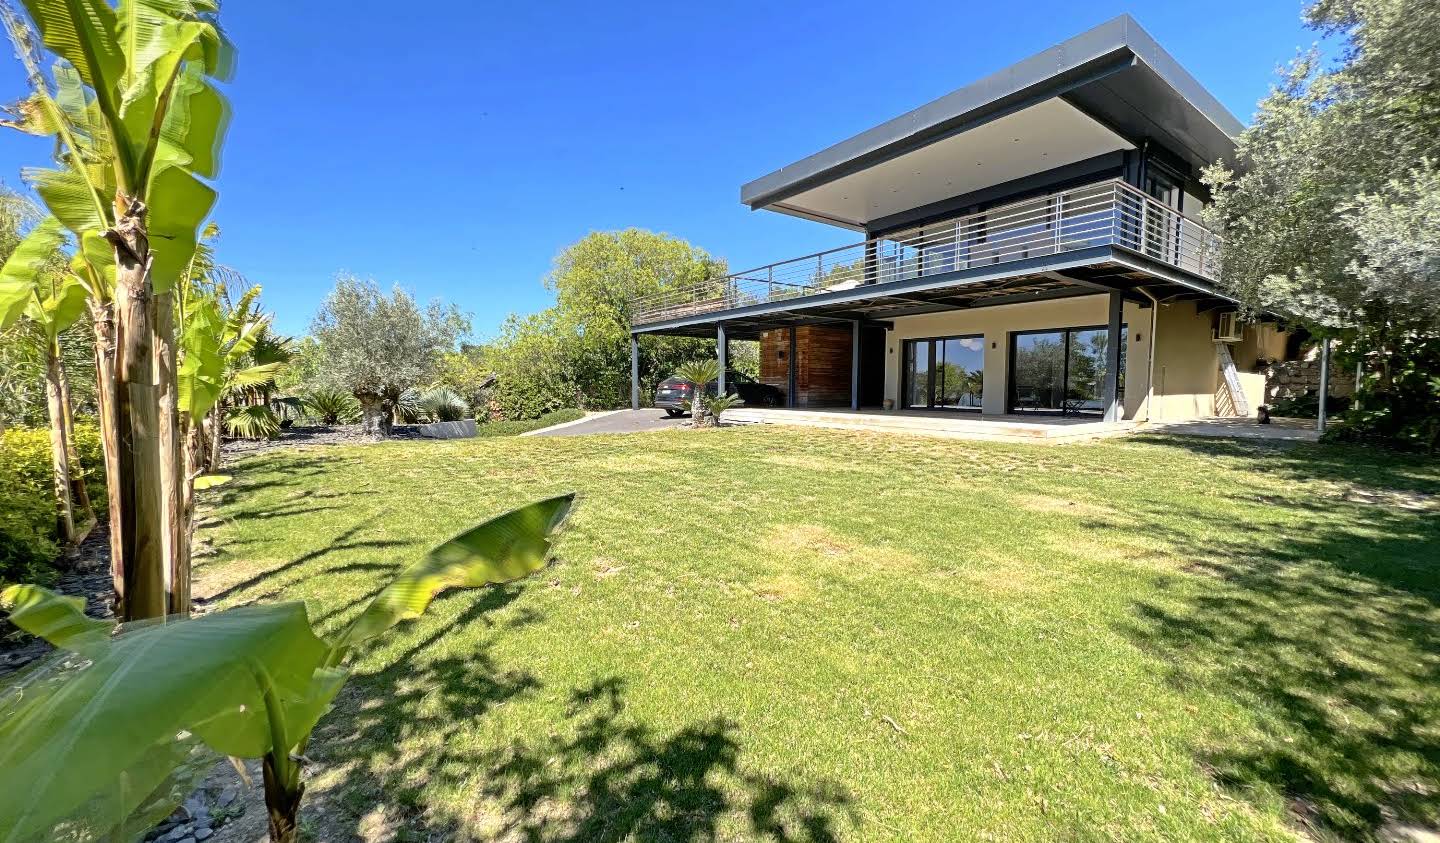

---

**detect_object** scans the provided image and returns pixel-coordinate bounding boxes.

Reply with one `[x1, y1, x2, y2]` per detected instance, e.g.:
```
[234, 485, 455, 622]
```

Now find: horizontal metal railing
[631, 178, 1221, 325]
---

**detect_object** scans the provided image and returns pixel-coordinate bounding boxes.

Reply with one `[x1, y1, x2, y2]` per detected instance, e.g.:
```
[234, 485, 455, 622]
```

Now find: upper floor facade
[632, 15, 1242, 332]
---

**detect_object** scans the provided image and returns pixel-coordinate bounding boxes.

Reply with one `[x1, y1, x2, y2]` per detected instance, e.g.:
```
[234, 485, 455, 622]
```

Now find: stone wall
[1264, 356, 1354, 404]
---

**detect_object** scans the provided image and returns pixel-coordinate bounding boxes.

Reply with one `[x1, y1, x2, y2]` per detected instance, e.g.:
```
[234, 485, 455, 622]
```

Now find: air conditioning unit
[1215, 311, 1244, 343]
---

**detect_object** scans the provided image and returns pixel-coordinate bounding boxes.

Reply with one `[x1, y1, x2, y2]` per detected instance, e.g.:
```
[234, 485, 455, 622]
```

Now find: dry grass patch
[751, 573, 813, 602]
[1015, 493, 1121, 520]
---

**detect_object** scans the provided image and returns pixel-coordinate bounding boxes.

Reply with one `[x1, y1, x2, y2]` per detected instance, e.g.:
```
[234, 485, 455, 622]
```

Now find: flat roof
[740, 15, 1243, 220]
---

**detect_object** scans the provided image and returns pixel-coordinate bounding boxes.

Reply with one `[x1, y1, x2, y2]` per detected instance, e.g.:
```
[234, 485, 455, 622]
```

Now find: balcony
[631, 179, 1221, 326]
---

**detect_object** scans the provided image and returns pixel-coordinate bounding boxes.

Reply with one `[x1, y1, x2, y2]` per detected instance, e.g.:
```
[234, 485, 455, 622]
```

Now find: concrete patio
[721, 407, 1138, 443]
[721, 407, 1322, 444]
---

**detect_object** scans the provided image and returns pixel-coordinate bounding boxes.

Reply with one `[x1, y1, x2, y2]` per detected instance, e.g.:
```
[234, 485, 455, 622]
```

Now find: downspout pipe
[1138, 287, 1160, 422]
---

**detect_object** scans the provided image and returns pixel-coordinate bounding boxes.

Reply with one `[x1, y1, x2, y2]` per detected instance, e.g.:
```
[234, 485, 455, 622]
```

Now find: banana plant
[0, 493, 576, 843]
[0, 0, 234, 620]
[0, 216, 94, 542]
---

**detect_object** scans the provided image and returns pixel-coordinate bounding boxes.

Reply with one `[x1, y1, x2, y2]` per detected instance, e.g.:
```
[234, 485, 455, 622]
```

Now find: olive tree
[1201, 0, 1440, 445]
[1201, 0, 1440, 340]
[310, 275, 468, 437]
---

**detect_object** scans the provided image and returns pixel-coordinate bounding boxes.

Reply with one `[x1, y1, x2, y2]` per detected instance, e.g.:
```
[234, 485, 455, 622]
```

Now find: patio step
[723, 408, 1135, 444]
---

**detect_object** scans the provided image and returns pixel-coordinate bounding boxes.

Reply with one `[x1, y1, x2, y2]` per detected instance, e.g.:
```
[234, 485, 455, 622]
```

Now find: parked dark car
[654, 370, 784, 416]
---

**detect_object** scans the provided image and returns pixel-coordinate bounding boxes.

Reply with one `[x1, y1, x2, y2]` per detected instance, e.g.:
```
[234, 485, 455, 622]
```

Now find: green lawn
[196, 427, 1440, 842]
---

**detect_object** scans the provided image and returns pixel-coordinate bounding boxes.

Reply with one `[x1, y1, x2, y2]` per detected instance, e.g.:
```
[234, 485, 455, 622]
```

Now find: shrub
[224, 405, 281, 439]
[473, 408, 585, 438]
[419, 386, 468, 422]
[1332, 333, 1440, 451]
[0, 424, 105, 584]
[301, 388, 361, 425]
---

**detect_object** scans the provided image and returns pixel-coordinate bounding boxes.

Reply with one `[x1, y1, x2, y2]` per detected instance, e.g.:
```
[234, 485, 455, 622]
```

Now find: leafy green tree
[310, 275, 469, 437]
[434, 344, 495, 416]
[1202, 0, 1440, 443]
[483, 230, 726, 417]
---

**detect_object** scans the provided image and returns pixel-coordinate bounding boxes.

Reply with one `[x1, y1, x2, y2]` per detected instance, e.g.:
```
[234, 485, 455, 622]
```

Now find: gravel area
[220, 423, 422, 459]
[0, 523, 114, 679]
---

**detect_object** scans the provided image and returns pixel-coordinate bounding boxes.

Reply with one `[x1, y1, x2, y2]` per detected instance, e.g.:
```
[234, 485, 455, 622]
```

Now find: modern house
[628, 16, 1294, 437]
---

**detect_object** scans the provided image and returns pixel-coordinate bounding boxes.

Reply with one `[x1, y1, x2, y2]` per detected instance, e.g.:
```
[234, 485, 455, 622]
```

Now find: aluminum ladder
[1215, 341, 1250, 417]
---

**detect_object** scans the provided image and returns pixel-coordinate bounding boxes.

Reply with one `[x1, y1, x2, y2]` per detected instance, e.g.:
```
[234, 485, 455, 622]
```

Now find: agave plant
[419, 385, 468, 422]
[673, 359, 720, 428]
[301, 387, 360, 425]
[0, 494, 575, 843]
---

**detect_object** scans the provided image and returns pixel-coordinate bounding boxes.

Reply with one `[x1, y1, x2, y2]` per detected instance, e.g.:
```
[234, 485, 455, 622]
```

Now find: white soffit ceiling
[775, 98, 1134, 227]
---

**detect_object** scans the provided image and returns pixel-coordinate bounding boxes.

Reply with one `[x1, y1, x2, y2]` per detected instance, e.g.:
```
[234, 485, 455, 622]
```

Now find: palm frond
[223, 404, 279, 439]
[674, 358, 720, 388]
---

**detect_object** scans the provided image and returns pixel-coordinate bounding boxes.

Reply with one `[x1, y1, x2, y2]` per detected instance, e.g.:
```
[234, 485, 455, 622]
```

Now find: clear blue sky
[0, 2, 1319, 340]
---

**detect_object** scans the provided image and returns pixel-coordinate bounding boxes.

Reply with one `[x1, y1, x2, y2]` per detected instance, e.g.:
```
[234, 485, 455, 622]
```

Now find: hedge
[473, 408, 586, 438]
[0, 424, 105, 585]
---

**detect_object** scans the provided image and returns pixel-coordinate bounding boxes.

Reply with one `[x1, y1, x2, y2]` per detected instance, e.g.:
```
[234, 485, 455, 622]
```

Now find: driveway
[527, 409, 687, 437]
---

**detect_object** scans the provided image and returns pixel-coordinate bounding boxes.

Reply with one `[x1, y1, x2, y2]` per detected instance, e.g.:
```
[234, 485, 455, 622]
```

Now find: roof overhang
[740, 15, 1242, 230]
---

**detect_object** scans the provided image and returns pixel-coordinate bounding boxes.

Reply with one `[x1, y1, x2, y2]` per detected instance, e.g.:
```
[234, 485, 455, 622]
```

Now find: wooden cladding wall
[759, 326, 853, 407]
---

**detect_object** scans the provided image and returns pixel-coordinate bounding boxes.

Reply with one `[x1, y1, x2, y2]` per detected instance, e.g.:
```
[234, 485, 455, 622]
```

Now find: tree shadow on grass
[1133, 433, 1440, 496]
[200, 515, 411, 604]
[476, 676, 856, 842]
[208, 455, 352, 505]
[305, 581, 855, 842]
[1119, 439, 1440, 839]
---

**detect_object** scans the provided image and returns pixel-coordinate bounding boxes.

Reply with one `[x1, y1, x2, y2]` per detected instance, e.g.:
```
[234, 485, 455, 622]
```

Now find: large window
[1008, 326, 1125, 416]
[903, 335, 984, 411]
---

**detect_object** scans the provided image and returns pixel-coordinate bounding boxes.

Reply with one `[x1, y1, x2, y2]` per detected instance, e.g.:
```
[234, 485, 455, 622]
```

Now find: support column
[787, 327, 798, 408]
[850, 321, 860, 410]
[716, 323, 727, 395]
[630, 334, 640, 410]
[1102, 291, 1124, 422]
[1317, 336, 1331, 434]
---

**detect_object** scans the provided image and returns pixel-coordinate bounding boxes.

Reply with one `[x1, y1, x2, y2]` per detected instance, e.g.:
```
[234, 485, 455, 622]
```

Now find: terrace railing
[630, 178, 1222, 326]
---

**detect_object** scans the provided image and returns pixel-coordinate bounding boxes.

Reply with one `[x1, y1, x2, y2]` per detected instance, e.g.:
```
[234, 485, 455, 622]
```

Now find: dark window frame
[901, 333, 985, 413]
[1006, 324, 1126, 417]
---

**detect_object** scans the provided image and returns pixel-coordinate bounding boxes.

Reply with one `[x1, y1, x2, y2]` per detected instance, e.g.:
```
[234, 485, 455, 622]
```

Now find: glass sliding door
[1064, 328, 1111, 415]
[1009, 326, 1126, 416]
[903, 335, 984, 411]
[1009, 331, 1067, 414]
[935, 337, 984, 409]
[905, 340, 931, 409]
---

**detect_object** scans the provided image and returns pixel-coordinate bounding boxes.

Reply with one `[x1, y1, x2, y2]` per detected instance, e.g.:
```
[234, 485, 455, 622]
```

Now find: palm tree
[0, 0, 232, 619]
[673, 358, 720, 428]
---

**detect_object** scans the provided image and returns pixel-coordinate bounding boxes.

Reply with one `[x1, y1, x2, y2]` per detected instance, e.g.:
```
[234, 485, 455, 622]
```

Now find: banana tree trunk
[154, 289, 188, 616]
[206, 403, 223, 473]
[43, 340, 75, 546]
[262, 755, 303, 843]
[90, 299, 125, 600]
[108, 198, 168, 621]
[55, 346, 95, 526]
